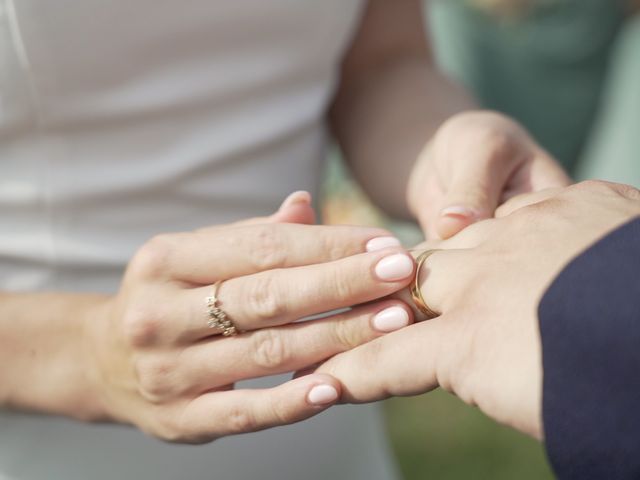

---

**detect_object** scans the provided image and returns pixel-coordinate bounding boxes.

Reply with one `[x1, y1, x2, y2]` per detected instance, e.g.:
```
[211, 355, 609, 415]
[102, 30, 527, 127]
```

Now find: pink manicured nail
[280, 191, 311, 209]
[366, 236, 402, 252]
[307, 385, 339, 405]
[441, 205, 478, 219]
[373, 306, 410, 332]
[375, 253, 414, 281]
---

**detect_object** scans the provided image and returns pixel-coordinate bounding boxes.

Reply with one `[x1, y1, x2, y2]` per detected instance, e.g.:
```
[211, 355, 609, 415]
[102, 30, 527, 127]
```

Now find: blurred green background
[385, 392, 553, 480]
[322, 1, 640, 478]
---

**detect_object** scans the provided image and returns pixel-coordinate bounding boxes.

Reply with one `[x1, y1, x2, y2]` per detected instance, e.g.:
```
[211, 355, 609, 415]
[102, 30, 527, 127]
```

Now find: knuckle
[250, 329, 290, 370]
[332, 318, 363, 350]
[571, 179, 622, 198]
[225, 406, 258, 434]
[618, 184, 640, 200]
[573, 179, 640, 199]
[130, 234, 176, 278]
[135, 355, 178, 402]
[268, 398, 293, 426]
[154, 412, 207, 444]
[246, 275, 287, 322]
[319, 233, 348, 261]
[122, 305, 165, 348]
[614, 183, 640, 200]
[247, 225, 287, 270]
[574, 179, 608, 191]
[329, 267, 356, 303]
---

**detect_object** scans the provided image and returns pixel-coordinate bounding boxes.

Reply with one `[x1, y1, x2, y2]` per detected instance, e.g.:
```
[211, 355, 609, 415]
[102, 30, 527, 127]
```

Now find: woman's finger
[131, 223, 394, 284]
[172, 300, 412, 390]
[176, 374, 341, 443]
[525, 154, 572, 192]
[316, 317, 456, 404]
[434, 145, 517, 240]
[179, 247, 415, 337]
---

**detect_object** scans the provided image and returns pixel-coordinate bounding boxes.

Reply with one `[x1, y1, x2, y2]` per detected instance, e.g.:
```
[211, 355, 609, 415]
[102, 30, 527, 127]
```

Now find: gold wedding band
[205, 281, 240, 336]
[410, 249, 441, 320]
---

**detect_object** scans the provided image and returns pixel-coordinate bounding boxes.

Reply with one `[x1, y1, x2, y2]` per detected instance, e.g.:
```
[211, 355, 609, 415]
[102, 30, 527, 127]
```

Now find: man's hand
[317, 180, 640, 439]
[408, 110, 571, 239]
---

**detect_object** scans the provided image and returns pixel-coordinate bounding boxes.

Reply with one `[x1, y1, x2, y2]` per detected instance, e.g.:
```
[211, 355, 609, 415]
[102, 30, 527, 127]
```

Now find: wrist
[0, 293, 112, 421]
[80, 295, 128, 423]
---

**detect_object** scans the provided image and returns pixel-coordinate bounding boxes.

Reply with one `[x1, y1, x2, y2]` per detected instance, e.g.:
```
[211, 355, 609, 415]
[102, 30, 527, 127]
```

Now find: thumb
[436, 160, 513, 239]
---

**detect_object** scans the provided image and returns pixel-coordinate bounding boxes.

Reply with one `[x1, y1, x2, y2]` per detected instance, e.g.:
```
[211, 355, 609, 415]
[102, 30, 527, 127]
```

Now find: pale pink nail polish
[373, 306, 410, 332]
[366, 236, 402, 252]
[441, 205, 479, 219]
[375, 253, 414, 281]
[307, 385, 338, 405]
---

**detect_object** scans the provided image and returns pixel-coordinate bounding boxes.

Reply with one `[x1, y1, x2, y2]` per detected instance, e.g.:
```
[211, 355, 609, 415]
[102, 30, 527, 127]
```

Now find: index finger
[134, 223, 396, 284]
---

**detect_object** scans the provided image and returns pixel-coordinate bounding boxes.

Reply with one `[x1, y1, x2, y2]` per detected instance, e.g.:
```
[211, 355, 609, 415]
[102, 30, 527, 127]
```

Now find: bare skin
[1, 1, 570, 443]
[1, 193, 417, 443]
[317, 180, 640, 439]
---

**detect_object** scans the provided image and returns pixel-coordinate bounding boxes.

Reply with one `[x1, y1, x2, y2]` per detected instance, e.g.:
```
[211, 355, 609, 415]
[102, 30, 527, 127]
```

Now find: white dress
[0, 1, 399, 479]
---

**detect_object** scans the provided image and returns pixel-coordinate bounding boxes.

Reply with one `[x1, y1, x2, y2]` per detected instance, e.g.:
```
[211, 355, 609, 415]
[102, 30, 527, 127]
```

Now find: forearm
[0, 291, 109, 421]
[331, 54, 474, 219]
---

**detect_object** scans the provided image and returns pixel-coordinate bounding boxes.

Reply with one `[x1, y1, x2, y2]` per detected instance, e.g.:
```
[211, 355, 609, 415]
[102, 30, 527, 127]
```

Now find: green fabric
[428, 0, 626, 172]
[575, 15, 640, 186]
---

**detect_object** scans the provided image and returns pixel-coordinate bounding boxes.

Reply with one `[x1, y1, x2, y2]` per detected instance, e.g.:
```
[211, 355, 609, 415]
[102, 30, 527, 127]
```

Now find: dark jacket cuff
[539, 217, 640, 480]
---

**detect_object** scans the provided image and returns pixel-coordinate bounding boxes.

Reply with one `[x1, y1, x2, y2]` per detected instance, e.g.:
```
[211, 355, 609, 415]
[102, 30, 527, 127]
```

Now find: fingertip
[373, 250, 416, 283]
[305, 375, 341, 406]
[372, 303, 413, 333]
[440, 205, 479, 219]
[365, 236, 402, 252]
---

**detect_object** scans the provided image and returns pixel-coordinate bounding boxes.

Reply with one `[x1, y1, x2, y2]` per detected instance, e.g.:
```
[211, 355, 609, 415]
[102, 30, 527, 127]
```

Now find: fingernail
[366, 236, 402, 252]
[307, 384, 339, 405]
[280, 191, 311, 210]
[373, 306, 410, 332]
[375, 253, 414, 281]
[441, 205, 479, 219]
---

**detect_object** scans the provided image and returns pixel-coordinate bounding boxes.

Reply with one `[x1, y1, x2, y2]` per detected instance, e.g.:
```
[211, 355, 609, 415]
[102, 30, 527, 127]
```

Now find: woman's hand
[407, 110, 571, 239]
[316, 181, 640, 438]
[82, 193, 416, 443]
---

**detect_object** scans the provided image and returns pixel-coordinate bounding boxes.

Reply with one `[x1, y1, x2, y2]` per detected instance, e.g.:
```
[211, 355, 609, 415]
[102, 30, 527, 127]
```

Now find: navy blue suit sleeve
[539, 217, 640, 480]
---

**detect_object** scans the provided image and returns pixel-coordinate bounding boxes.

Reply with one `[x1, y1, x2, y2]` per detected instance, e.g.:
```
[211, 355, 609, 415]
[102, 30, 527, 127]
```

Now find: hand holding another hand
[81, 193, 416, 443]
[318, 181, 640, 438]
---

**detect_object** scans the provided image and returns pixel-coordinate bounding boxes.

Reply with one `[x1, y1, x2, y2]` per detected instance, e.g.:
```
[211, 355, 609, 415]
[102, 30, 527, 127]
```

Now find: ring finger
[397, 248, 474, 319]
